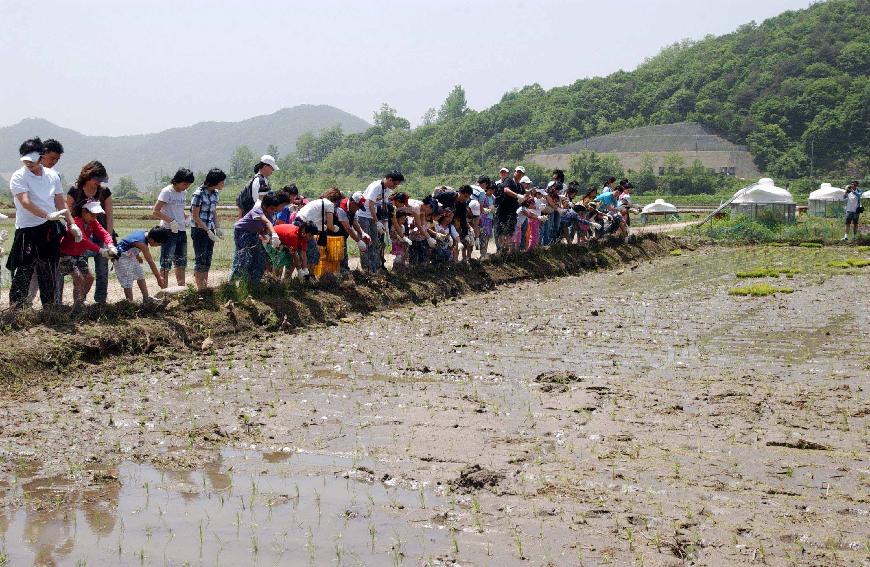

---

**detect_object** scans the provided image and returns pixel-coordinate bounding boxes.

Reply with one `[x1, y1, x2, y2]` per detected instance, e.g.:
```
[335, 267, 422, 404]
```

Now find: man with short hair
[493, 167, 525, 252]
[357, 170, 404, 272]
[6, 138, 73, 308]
[842, 180, 863, 241]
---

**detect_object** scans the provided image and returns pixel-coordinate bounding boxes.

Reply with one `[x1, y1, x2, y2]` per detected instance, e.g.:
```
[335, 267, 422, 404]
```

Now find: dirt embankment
[0, 234, 677, 385]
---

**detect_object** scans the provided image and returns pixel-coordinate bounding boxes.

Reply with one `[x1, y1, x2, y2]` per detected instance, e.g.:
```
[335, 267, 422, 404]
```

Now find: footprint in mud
[534, 370, 584, 393]
[450, 464, 504, 493]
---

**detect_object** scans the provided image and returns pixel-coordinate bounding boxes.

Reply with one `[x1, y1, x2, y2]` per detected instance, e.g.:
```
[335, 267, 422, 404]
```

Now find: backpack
[236, 177, 256, 214]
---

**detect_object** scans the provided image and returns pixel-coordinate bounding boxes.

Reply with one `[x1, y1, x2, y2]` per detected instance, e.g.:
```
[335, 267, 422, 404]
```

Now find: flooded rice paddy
[1, 245, 868, 566]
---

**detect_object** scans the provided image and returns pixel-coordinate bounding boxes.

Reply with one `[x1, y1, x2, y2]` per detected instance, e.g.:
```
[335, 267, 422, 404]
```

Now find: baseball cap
[499, 167, 509, 174]
[520, 176, 531, 184]
[515, 166, 525, 173]
[83, 201, 105, 215]
[20, 152, 40, 163]
[351, 191, 365, 205]
[260, 154, 280, 171]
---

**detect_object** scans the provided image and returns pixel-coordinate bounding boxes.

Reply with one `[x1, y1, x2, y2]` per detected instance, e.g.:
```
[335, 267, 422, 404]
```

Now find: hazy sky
[1, 0, 811, 136]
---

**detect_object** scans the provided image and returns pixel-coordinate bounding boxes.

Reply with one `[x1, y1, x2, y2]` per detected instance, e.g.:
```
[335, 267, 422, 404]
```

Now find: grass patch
[728, 283, 795, 297]
[798, 242, 823, 248]
[829, 258, 870, 269]
[767, 242, 789, 247]
[670, 249, 683, 256]
[736, 267, 801, 278]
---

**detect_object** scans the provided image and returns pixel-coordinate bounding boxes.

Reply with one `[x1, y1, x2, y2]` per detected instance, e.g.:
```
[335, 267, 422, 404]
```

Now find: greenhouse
[640, 199, 678, 224]
[730, 178, 796, 223]
[807, 183, 845, 217]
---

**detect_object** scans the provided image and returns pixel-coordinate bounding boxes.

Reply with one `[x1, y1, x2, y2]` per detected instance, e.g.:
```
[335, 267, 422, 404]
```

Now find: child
[114, 227, 170, 302]
[272, 220, 318, 278]
[57, 201, 116, 306]
[230, 192, 289, 285]
[391, 211, 412, 267]
[432, 209, 458, 264]
[478, 184, 495, 259]
[513, 196, 541, 252]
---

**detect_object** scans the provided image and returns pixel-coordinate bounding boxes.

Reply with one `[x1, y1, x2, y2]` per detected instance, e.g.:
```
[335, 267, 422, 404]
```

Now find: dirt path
[0, 245, 867, 565]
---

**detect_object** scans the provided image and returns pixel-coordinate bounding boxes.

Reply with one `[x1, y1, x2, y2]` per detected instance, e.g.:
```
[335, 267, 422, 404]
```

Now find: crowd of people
[3, 137, 640, 308]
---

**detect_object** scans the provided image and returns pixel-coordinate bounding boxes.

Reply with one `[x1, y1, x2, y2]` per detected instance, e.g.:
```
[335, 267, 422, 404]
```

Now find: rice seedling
[728, 283, 794, 296]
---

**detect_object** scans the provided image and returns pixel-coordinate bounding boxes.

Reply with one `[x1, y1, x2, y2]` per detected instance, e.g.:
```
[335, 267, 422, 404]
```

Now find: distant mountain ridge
[0, 105, 370, 187]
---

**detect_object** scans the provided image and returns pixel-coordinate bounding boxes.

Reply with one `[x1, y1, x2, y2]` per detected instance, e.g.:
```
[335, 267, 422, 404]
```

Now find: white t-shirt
[356, 179, 391, 220]
[844, 190, 860, 213]
[296, 198, 336, 230]
[9, 165, 63, 229]
[468, 200, 481, 217]
[157, 185, 188, 229]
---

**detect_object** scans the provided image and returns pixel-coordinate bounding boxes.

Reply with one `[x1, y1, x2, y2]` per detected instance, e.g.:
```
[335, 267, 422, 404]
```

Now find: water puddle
[0, 449, 451, 566]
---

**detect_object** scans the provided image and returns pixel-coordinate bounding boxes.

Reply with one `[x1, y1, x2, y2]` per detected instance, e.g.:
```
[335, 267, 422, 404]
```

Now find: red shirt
[59, 217, 113, 256]
[274, 223, 307, 252]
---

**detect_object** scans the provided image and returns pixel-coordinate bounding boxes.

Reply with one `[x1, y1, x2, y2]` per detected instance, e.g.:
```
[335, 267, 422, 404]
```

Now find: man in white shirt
[842, 181, 863, 241]
[6, 138, 74, 308]
[356, 170, 404, 272]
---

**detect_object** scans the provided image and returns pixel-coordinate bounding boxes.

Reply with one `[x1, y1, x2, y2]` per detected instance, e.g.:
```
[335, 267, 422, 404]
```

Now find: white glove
[357, 239, 368, 252]
[0, 229, 7, 243]
[47, 209, 68, 222]
[330, 224, 340, 233]
[591, 222, 602, 230]
[299, 268, 310, 277]
[108, 245, 118, 258]
[207, 229, 219, 242]
[402, 236, 412, 245]
[427, 236, 437, 248]
[70, 224, 83, 243]
[376, 221, 387, 235]
[458, 242, 465, 251]
[515, 193, 525, 202]
[215, 227, 224, 239]
[99, 247, 111, 258]
[435, 233, 448, 242]
[540, 215, 549, 223]
[169, 220, 179, 233]
[270, 233, 280, 247]
[361, 233, 372, 243]
[463, 234, 474, 246]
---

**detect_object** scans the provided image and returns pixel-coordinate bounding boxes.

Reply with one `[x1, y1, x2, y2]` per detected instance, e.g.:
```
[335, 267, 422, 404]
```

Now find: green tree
[266, 143, 279, 160]
[421, 107, 437, 126]
[113, 176, 141, 201]
[437, 85, 469, 122]
[229, 145, 255, 180]
[372, 104, 410, 131]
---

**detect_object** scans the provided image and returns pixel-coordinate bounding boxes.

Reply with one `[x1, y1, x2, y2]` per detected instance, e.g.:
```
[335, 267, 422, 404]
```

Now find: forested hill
[297, 0, 869, 180]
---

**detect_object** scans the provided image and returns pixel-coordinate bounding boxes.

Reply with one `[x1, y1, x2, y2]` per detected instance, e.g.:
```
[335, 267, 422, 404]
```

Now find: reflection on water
[1, 449, 447, 566]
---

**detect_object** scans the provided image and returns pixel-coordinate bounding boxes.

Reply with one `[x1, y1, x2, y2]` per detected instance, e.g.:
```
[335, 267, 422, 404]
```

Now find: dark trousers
[7, 222, 61, 308]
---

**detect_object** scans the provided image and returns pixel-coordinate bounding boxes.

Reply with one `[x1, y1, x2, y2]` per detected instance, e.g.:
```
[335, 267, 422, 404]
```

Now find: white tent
[641, 198, 678, 214]
[809, 183, 845, 201]
[730, 178, 796, 222]
[732, 178, 795, 204]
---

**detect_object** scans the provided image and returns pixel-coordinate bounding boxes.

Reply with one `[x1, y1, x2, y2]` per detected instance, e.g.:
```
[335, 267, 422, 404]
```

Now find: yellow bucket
[325, 236, 345, 262]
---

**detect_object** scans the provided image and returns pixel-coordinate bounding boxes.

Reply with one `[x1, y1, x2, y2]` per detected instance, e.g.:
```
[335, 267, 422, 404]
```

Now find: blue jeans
[190, 227, 215, 272]
[307, 236, 320, 267]
[358, 217, 381, 272]
[231, 230, 267, 284]
[159, 231, 188, 270]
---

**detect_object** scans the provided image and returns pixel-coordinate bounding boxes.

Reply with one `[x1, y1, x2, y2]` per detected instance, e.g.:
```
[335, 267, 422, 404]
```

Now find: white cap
[499, 167, 509, 174]
[83, 201, 105, 215]
[20, 152, 40, 163]
[0, 212, 8, 219]
[520, 176, 531, 184]
[351, 191, 365, 204]
[515, 166, 525, 173]
[260, 154, 280, 171]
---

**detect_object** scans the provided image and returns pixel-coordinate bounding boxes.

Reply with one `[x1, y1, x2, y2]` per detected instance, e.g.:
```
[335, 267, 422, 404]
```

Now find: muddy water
[3, 449, 452, 566]
[1, 245, 869, 566]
